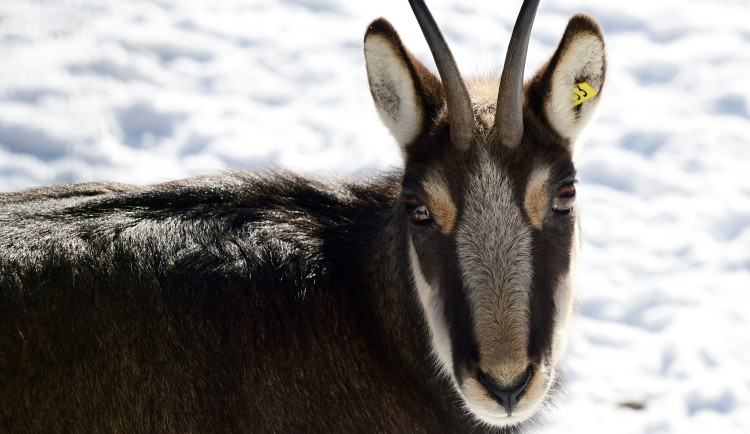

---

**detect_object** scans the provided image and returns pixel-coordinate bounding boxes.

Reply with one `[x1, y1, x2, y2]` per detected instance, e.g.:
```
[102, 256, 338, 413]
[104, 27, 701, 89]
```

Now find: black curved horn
[496, 0, 540, 147]
[408, 0, 474, 151]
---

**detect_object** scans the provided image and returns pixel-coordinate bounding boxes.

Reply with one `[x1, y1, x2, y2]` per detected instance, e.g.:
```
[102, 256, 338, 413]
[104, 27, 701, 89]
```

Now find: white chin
[469, 406, 537, 427]
[458, 382, 547, 427]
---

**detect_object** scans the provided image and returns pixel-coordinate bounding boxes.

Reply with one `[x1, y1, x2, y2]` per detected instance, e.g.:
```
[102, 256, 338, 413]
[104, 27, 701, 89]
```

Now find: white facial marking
[408, 239, 453, 378]
[551, 222, 580, 362]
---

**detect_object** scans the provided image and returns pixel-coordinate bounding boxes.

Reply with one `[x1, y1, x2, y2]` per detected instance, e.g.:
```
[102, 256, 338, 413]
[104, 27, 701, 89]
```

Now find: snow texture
[1, 0, 749, 432]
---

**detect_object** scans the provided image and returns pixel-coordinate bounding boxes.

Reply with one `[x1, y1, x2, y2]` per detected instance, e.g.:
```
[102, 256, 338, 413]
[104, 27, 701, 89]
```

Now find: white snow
[1, 0, 749, 432]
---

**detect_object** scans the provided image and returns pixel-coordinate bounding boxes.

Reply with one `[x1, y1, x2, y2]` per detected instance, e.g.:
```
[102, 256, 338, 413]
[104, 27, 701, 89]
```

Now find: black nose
[477, 368, 532, 412]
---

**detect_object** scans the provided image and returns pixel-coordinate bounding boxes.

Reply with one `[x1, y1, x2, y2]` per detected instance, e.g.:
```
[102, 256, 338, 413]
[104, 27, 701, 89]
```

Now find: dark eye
[552, 184, 576, 214]
[405, 196, 431, 223]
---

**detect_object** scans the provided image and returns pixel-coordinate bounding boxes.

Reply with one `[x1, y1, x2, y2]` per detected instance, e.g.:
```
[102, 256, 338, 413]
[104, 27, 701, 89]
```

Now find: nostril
[477, 368, 532, 410]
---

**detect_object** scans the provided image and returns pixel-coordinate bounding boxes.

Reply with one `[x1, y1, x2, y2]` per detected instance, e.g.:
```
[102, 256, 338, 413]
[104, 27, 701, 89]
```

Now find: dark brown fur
[0, 173, 518, 432]
[0, 6, 605, 433]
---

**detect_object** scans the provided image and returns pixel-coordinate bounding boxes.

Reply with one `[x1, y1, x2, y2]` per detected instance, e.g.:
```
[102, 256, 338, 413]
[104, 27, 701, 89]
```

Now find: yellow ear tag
[572, 82, 597, 107]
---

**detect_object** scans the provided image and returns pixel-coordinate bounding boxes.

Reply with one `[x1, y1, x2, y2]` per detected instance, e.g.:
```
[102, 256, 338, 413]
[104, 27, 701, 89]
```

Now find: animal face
[364, 0, 605, 427]
[403, 105, 581, 425]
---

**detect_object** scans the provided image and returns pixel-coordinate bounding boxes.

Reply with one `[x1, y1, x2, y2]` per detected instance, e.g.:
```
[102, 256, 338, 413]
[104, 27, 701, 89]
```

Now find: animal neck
[342, 178, 444, 385]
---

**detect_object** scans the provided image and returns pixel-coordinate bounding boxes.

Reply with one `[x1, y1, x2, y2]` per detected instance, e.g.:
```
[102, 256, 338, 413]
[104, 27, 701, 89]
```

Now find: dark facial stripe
[527, 216, 574, 363]
[438, 247, 479, 382]
[410, 228, 479, 382]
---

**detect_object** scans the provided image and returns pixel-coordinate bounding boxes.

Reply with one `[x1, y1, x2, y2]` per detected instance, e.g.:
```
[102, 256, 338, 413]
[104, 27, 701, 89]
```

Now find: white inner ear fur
[545, 33, 605, 143]
[364, 35, 423, 147]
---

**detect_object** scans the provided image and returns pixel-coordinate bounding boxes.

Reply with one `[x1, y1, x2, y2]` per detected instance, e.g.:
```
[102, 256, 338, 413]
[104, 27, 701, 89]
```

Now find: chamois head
[364, 0, 606, 427]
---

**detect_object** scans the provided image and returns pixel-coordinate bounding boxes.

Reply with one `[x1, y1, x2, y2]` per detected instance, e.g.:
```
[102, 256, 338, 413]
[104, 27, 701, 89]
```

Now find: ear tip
[565, 14, 605, 41]
[365, 18, 398, 42]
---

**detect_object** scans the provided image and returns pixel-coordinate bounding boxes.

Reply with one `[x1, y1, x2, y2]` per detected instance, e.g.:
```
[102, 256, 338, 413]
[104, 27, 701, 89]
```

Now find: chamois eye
[552, 184, 576, 214]
[405, 196, 431, 223]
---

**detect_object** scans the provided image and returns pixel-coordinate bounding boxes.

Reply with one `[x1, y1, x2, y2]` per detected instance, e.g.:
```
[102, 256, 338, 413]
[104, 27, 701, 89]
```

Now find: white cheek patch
[545, 33, 605, 143]
[408, 239, 453, 378]
[551, 222, 580, 362]
[364, 35, 423, 147]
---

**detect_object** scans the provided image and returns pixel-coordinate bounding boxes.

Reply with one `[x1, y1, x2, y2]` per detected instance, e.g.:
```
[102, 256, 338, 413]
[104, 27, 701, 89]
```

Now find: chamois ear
[526, 14, 606, 144]
[364, 18, 444, 149]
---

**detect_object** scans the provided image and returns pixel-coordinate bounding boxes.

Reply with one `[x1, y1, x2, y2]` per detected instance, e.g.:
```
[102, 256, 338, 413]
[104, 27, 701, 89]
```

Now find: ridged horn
[408, 0, 474, 151]
[496, 0, 540, 147]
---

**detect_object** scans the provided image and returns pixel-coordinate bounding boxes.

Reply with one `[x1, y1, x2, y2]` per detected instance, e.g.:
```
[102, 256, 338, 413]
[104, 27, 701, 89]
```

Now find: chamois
[0, 0, 606, 431]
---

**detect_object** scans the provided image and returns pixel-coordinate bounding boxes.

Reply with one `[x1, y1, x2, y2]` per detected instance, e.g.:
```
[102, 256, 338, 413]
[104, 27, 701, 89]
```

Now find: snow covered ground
[1, 0, 749, 432]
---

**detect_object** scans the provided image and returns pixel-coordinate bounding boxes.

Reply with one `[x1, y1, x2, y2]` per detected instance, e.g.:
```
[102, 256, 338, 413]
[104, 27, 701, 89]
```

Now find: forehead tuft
[467, 77, 500, 139]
